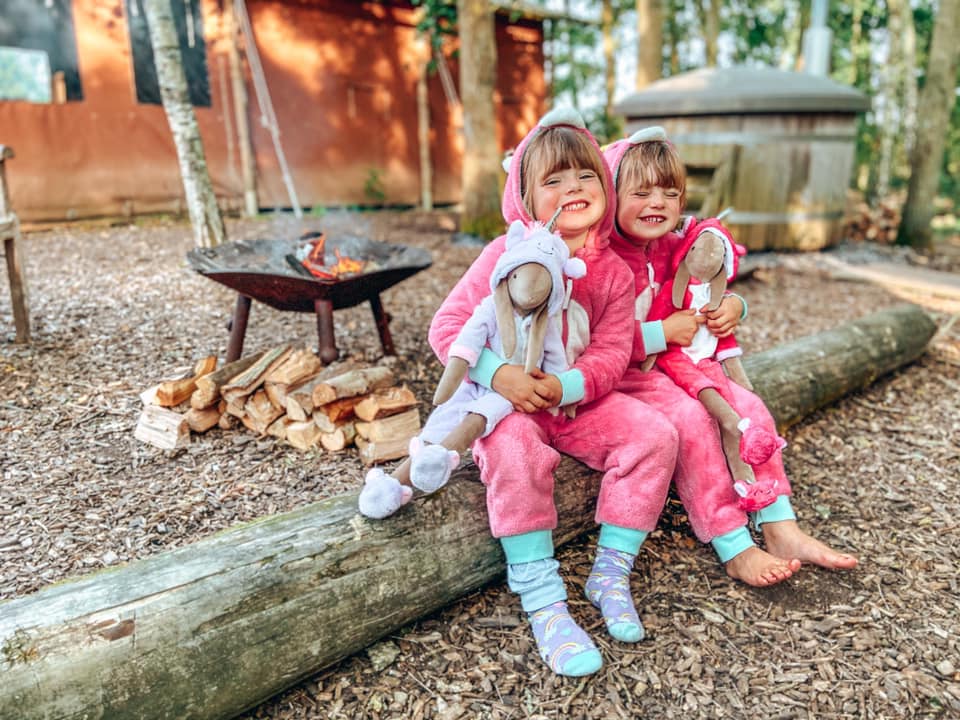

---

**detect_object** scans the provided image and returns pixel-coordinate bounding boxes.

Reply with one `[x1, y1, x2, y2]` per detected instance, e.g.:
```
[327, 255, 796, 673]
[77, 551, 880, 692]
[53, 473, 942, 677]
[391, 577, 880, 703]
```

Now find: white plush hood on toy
[489, 220, 588, 316]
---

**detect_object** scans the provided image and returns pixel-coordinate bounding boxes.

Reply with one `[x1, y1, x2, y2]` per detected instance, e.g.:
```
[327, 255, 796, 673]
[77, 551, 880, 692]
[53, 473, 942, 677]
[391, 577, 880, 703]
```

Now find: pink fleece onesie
[603, 139, 790, 545]
[428, 119, 677, 540]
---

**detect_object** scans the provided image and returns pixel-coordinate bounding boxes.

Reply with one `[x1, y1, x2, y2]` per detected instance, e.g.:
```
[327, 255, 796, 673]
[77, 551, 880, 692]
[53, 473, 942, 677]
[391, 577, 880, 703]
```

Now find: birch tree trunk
[897, 0, 960, 249]
[144, 0, 226, 248]
[636, 0, 662, 90]
[456, 0, 502, 240]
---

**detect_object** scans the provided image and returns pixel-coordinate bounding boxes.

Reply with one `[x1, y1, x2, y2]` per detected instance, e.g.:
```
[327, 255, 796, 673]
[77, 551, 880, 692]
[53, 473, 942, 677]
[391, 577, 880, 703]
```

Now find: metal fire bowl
[186, 235, 433, 312]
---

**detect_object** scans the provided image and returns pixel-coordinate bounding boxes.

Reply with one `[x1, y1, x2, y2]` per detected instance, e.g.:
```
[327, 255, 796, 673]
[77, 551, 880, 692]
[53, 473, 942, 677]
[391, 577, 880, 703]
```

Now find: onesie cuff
[711, 525, 755, 563]
[752, 494, 796, 529]
[599, 524, 648, 555]
[727, 292, 748, 321]
[450, 343, 480, 367]
[557, 369, 585, 406]
[640, 320, 667, 356]
[500, 530, 554, 564]
[468, 348, 507, 389]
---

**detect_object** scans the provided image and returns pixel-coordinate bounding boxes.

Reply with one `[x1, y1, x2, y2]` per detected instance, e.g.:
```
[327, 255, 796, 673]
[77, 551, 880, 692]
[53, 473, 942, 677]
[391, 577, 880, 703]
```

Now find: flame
[301, 234, 366, 279]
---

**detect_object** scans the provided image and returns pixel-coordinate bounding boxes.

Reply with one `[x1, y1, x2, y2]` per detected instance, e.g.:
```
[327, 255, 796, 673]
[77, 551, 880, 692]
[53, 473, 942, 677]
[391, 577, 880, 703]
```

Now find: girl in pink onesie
[429, 109, 677, 677]
[603, 128, 858, 587]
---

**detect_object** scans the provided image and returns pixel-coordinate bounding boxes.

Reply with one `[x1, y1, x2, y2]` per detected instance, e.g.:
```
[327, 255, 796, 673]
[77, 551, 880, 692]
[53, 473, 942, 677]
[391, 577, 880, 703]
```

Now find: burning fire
[300, 234, 366, 279]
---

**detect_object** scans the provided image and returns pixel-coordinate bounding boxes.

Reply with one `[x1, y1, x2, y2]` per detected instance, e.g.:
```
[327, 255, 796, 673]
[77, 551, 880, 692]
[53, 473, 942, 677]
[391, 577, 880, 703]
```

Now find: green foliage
[460, 211, 504, 242]
[363, 168, 386, 205]
[412, 0, 457, 68]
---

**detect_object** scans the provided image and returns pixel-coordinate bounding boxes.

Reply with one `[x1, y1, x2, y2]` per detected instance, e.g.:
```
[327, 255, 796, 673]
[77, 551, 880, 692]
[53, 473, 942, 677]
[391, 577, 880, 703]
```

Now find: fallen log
[0, 304, 937, 720]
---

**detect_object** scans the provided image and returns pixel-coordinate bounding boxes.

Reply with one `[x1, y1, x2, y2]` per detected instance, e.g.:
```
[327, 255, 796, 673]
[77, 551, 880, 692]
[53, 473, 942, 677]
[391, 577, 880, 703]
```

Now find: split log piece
[310, 366, 395, 407]
[286, 420, 324, 451]
[315, 395, 365, 424]
[242, 390, 284, 435]
[0, 304, 937, 720]
[184, 406, 221, 434]
[319, 422, 357, 452]
[283, 360, 362, 417]
[220, 345, 292, 404]
[354, 385, 418, 421]
[354, 407, 420, 443]
[265, 416, 293, 440]
[133, 405, 190, 450]
[263, 349, 323, 409]
[155, 355, 218, 407]
[192, 351, 265, 409]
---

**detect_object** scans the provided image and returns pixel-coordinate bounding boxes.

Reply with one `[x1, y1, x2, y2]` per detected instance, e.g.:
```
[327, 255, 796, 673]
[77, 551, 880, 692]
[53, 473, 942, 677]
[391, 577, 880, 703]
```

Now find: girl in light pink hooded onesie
[429, 109, 677, 677]
[604, 129, 857, 586]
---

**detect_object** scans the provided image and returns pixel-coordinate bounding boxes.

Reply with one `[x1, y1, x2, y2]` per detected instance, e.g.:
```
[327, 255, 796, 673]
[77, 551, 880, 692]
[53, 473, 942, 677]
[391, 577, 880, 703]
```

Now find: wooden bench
[0, 145, 29, 343]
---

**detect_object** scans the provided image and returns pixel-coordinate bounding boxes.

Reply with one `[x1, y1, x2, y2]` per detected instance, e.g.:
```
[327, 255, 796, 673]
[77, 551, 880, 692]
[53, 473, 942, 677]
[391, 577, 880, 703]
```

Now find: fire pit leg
[369, 294, 396, 356]
[226, 294, 252, 362]
[314, 298, 338, 364]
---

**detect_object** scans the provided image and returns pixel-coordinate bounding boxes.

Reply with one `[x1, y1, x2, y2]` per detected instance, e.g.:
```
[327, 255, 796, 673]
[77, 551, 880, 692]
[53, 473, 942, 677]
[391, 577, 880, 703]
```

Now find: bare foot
[762, 520, 859, 570]
[725, 546, 801, 587]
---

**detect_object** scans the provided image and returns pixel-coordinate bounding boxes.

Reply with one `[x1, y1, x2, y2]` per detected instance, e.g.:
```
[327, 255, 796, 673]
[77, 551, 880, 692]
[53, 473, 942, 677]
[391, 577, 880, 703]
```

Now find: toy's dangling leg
[408, 412, 488, 493]
[698, 388, 756, 485]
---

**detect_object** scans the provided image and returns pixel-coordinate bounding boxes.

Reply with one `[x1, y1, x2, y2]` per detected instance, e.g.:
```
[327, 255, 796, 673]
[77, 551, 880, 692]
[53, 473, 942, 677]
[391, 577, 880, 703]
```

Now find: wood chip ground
[1, 211, 958, 719]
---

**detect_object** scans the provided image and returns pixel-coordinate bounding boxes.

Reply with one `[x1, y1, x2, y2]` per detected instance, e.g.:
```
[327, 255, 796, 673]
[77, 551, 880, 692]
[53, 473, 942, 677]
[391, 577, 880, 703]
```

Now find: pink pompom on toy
[737, 418, 786, 467]
[733, 477, 779, 512]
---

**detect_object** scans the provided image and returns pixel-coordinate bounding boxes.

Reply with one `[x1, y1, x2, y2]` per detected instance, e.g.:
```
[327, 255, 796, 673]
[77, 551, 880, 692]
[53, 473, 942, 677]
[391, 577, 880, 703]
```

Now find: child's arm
[704, 294, 744, 339]
[561, 258, 636, 405]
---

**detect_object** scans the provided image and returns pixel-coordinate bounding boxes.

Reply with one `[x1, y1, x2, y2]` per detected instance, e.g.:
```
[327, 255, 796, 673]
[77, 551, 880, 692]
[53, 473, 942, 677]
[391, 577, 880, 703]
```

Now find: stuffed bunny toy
[646, 218, 785, 512]
[358, 218, 586, 519]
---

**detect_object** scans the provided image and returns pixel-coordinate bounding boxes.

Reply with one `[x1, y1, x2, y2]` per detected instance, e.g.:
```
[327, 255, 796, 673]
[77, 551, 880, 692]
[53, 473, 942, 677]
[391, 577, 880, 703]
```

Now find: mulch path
[2, 211, 959, 719]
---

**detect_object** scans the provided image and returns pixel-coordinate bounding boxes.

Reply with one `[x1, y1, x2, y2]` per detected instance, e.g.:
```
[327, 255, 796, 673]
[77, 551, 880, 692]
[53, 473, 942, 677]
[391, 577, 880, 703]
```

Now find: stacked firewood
[843, 191, 903, 244]
[135, 346, 420, 464]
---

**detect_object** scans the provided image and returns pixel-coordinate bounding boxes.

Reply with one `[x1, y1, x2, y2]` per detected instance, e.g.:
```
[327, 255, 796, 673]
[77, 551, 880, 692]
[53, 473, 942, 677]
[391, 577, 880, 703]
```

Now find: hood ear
[672, 262, 691, 309]
[708, 271, 727, 310]
[524, 304, 549, 374]
[494, 280, 517, 361]
[505, 220, 525, 249]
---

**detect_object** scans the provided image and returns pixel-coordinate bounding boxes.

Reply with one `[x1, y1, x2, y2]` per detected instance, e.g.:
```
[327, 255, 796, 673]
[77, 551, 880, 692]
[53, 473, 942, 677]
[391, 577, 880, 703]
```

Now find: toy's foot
[409, 440, 460, 494]
[733, 478, 779, 512]
[737, 418, 785, 466]
[762, 520, 859, 570]
[725, 546, 800, 587]
[358, 469, 413, 519]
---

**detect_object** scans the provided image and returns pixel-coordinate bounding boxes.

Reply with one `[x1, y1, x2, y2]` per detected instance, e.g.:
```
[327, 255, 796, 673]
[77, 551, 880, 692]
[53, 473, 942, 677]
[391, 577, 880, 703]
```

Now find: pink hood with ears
[501, 108, 616, 256]
[603, 130, 686, 295]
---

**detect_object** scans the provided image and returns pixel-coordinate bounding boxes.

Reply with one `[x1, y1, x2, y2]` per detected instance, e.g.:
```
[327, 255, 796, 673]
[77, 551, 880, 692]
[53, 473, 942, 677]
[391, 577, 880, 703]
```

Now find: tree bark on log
[0, 304, 937, 720]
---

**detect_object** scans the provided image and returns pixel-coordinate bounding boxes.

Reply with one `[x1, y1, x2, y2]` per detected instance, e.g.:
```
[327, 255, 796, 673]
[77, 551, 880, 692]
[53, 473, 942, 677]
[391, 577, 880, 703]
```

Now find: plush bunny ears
[627, 125, 670, 145]
[501, 108, 588, 173]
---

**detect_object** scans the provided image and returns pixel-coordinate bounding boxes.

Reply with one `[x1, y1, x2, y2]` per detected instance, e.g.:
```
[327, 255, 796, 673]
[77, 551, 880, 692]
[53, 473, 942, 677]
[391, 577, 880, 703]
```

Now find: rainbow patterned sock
[585, 546, 645, 643]
[527, 601, 602, 677]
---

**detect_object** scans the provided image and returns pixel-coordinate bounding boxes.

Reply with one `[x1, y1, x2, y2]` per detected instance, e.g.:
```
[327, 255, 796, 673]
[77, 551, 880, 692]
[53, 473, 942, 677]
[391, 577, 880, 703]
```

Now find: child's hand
[704, 295, 743, 338]
[529, 369, 563, 407]
[492, 365, 554, 413]
[663, 309, 704, 346]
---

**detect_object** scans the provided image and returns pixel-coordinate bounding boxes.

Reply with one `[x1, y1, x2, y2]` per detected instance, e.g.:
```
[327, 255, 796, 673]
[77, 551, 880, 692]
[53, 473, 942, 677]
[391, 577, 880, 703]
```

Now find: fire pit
[187, 233, 432, 363]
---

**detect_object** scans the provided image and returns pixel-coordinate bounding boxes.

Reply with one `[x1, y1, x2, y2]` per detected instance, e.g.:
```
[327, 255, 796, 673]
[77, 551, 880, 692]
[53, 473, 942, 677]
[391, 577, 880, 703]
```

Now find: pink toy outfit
[603, 137, 793, 563]
[429, 124, 677, 544]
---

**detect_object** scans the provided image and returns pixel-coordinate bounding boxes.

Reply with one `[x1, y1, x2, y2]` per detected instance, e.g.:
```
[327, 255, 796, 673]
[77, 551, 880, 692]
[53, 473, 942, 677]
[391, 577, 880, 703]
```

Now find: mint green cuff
[753, 495, 796, 529]
[640, 320, 667, 355]
[598, 524, 648, 556]
[728, 292, 748, 321]
[557, 368, 585, 405]
[500, 530, 554, 564]
[468, 348, 507, 390]
[711, 525, 754, 563]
